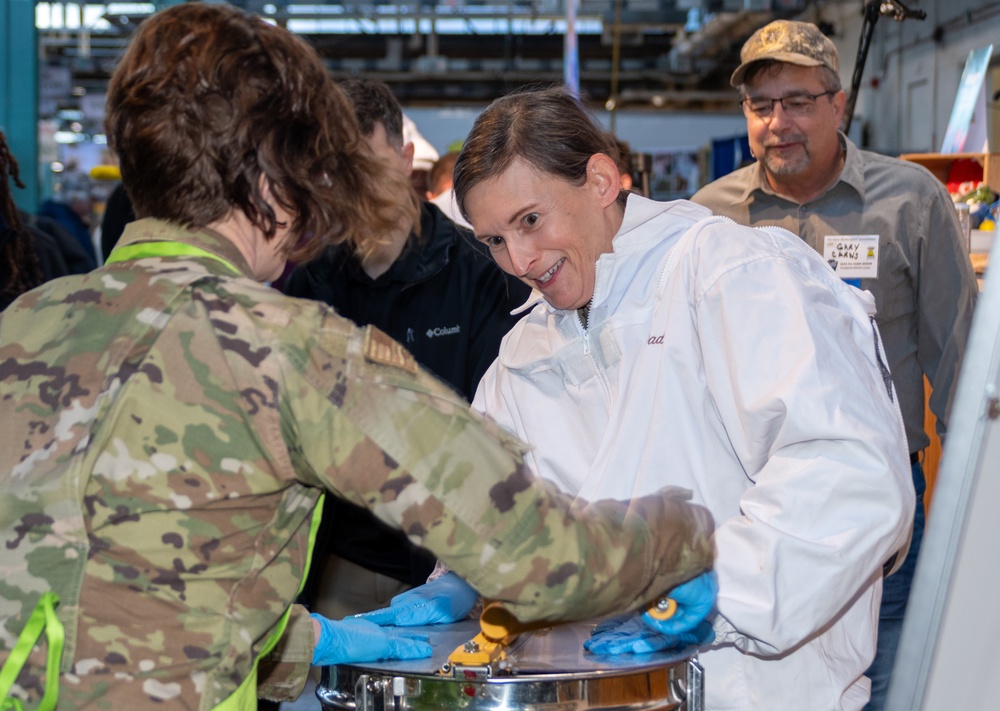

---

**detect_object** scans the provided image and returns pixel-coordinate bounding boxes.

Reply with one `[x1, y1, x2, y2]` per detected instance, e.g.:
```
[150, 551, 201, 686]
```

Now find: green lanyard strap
[0, 592, 64, 711]
[106, 241, 241, 276]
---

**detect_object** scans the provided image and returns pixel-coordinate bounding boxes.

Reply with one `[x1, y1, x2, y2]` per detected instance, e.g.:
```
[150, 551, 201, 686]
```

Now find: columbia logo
[426, 325, 461, 338]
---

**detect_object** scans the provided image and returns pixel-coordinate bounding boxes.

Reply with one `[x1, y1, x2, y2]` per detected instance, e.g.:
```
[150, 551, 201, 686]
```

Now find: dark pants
[864, 459, 926, 710]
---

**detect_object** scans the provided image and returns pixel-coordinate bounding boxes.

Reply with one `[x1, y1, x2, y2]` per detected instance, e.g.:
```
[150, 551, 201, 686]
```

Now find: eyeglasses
[740, 91, 836, 119]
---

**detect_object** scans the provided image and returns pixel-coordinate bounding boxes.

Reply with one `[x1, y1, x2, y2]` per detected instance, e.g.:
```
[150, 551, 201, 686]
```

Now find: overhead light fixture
[53, 131, 85, 144]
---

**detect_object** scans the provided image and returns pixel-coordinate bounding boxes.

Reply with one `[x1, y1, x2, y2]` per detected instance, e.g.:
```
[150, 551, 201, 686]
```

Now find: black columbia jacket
[283, 201, 531, 586]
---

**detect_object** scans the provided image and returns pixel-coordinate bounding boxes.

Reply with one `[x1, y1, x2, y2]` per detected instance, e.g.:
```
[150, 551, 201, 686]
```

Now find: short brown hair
[453, 86, 623, 220]
[339, 78, 405, 149]
[105, 2, 413, 263]
[337, 76, 421, 239]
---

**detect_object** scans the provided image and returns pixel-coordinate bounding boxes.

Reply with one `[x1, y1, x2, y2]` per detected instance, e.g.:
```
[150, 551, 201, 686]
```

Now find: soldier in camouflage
[0, 3, 715, 709]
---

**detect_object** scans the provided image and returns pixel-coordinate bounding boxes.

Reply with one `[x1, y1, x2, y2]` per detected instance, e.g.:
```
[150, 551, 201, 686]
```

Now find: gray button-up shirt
[692, 134, 978, 453]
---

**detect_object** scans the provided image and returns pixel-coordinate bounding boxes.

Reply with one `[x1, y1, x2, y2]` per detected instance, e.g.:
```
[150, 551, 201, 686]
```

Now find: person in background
[283, 77, 532, 622]
[0, 6, 718, 710]
[403, 114, 438, 197]
[612, 137, 636, 193]
[20, 208, 95, 276]
[690, 20, 979, 710]
[363, 86, 914, 711]
[426, 150, 472, 228]
[37, 174, 99, 269]
[100, 181, 137, 261]
[0, 129, 76, 310]
[426, 150, 458, 202]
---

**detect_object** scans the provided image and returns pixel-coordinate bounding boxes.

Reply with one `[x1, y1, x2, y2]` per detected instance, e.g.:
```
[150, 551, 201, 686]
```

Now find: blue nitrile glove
[354, 572, 479, 627]
[643, 571, 718, 636]
[584, 571, 718, 656]
[584, 617, 715, 656]
[589, 612, 633, 637]
[310, 614, 432, 666]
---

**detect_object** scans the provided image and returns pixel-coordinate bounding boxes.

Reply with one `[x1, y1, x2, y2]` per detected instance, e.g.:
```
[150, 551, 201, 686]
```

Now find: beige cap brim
[730, 52, 825, 87]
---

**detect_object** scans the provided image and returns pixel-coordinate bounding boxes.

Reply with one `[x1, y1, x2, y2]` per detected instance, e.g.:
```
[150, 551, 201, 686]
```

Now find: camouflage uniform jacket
[0, 219, 715, 710]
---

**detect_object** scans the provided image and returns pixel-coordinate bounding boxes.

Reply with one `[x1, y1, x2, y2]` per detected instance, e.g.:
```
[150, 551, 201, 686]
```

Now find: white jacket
[473, 195, 914, 711]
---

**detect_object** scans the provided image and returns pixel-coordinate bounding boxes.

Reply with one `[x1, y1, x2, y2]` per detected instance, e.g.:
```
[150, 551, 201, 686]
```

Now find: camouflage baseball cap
[730, 20, 839, 87]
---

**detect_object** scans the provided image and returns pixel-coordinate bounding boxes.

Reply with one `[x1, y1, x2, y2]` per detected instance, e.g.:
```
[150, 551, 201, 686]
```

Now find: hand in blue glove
[584, 571, 718, 656]
[583, 617, 715, 656]
[354, 572, 479, 627]
[311, 614, 432, 666]
[644, 571, 718, 636]
[589, 612, 633, 637]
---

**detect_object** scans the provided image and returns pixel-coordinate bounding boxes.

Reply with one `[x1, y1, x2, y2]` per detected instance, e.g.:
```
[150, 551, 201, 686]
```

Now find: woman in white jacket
[446, 87, 914, 711]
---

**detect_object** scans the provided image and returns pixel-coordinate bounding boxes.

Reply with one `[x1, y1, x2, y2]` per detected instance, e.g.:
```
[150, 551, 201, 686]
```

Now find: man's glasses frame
[740, 90, 837, 119]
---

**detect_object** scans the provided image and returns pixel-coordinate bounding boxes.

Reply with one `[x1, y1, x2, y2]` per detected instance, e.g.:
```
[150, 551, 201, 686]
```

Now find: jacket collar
[615, 193, 712, 249]
[117, 218, 255, 278]
[535, 194, 711, 319]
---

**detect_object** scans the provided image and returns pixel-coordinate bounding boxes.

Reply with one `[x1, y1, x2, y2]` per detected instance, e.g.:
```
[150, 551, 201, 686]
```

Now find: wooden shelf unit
[899, 152, 1000, 194]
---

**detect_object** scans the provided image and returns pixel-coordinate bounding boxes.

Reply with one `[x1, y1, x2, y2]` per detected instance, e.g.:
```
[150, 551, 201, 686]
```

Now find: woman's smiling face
[465, 157, 618, 311]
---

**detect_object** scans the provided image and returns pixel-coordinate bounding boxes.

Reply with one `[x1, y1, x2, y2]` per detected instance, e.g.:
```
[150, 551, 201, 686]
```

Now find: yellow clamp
[445, 602, 550, 670]
[646, 596, 678, 622]
[446, 631, 508, 666]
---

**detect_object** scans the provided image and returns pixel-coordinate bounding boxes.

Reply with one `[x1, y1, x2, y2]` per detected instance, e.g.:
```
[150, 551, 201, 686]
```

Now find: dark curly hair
[0, 131, 43, 305]
[105, 2, 414, 264]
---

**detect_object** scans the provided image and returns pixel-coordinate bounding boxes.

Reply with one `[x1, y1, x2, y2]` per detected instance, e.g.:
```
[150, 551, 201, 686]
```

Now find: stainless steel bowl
[316, 619, 702, 711]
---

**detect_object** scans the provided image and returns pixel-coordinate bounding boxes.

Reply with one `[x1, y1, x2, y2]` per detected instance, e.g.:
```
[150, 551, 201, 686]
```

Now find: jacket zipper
[577, 275, 612, 404]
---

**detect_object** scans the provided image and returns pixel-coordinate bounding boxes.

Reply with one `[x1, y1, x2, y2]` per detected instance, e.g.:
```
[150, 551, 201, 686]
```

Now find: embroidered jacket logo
[426, 325, 461, 338]
[647, 335, 665, 344]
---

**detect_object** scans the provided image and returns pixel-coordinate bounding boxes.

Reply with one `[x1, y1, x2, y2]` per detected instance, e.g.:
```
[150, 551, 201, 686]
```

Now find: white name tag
[823, 235, 879, 279]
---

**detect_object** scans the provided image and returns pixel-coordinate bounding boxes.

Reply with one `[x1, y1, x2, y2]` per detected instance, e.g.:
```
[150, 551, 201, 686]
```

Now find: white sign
[941, 45, 994, 153]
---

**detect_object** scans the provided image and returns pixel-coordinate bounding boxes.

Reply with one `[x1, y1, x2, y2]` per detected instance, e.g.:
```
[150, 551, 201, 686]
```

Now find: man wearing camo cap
[694, 17, 978, 710]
